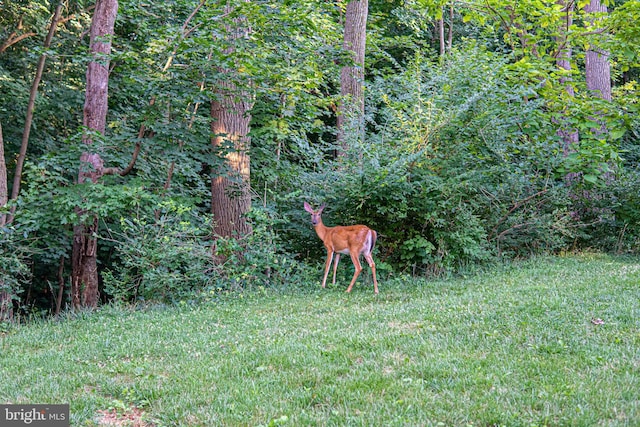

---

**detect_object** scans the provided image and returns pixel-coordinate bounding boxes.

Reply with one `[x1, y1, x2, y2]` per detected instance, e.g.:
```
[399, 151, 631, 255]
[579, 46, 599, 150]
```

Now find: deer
[304, 202, 379, 294]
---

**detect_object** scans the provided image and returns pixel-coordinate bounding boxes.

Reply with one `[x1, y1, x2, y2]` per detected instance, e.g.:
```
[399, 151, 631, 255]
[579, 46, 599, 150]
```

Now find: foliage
[102, 202, 314, 303]
[608, 1, 640, 71]
[0, 226, 31, 306]
[212, 205, 315, 292]
[102, 201, 214, 304]
[294, 44, 580, 275]
[0, 0, 639, 312]
[574, 168, 640, 253]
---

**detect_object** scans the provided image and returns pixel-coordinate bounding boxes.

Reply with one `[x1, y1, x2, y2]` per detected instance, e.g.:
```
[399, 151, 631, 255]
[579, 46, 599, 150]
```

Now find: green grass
[1, 254, 639, 426]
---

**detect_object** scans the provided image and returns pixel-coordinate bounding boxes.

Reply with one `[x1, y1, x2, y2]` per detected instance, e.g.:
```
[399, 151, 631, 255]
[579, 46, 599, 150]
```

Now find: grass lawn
[1, 254, 639, 426]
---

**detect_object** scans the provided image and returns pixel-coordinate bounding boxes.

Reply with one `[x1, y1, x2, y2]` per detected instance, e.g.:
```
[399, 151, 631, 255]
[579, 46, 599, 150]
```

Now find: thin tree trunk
[72, 0, 118, 309]
[7, 4, 63, 224]
[438, 11, 445, 57]
[55, 256, 65, 316]
[337, 0, 368, 153]
[0, 122, 11, 321]
[447, 4, 454, 52]
[0, 290, 12, 322]
[0, 122, 7, 227]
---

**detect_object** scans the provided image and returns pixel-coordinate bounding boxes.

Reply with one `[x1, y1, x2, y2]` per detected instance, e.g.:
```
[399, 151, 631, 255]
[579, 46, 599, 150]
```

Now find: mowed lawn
[1, 254, 639, 426]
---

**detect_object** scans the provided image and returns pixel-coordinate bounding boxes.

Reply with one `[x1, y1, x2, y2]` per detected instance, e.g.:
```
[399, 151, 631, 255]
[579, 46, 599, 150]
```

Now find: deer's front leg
[321, 250, 334, 289]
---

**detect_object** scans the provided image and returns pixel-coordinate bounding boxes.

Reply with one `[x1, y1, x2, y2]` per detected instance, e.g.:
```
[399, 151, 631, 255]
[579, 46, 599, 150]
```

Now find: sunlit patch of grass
[0, 254, 638, 426]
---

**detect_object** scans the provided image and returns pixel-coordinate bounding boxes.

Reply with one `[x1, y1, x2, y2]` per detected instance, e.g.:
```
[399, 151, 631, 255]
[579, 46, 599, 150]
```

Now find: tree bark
[584, 0, 611, 101]
[0, 122, 10, 321]
[55, 255, 65, 316]
[71, 0, 118, 309]
[0, 289, 12, 322]
[210, 4, 253, 239]
[337, 0, 368, 153]
[438, 10, 445, 57]
[0, 122, 7, 227]
[447, 4, 454, 52]
[210, 88, 252, 238]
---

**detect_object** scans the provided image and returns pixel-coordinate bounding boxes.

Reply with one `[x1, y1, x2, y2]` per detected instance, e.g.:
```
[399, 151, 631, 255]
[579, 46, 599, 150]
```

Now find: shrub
[102, 201, 214, 303]
[0, 226, 32, 320]
[211, 205, 313, 292]
[290, 43, 583, 276]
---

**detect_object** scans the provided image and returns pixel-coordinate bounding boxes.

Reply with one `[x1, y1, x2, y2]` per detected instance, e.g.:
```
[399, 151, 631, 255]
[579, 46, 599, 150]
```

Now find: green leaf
[609, 129, 626, 140]
[583, 174, 598, 184]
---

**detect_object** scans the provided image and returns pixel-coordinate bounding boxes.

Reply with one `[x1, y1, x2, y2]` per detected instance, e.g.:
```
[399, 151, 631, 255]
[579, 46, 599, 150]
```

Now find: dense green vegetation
[1, 0, 639, 313]
[2, 4, 639, 426]
[1, 255, 638, 425]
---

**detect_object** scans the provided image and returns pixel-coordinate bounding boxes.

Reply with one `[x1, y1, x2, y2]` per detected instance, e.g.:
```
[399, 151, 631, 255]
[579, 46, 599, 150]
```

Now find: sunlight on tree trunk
[210, 3, 253, 239]
[210, 86, 253, 238]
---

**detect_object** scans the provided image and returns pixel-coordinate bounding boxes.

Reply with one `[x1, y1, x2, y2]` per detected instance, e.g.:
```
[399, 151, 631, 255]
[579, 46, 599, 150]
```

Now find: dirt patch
[96, 406, 154, 427]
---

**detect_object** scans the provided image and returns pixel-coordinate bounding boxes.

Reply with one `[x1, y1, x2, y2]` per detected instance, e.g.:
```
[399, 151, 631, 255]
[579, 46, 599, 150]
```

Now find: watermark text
[1, 405, 69, 426]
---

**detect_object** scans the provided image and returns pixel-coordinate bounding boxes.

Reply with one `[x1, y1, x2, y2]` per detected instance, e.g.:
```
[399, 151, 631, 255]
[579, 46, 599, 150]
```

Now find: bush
[102, 201, 214, 303]
[288, 43, 582, 276]
[211, 205, 314, 292]
[578, 169, 640, 253]
[103, 202, 316, 303]
[0, 226, 32, 320]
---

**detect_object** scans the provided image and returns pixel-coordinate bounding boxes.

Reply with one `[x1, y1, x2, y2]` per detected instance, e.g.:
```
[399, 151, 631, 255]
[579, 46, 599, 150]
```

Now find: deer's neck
[314, 219, 331, 241]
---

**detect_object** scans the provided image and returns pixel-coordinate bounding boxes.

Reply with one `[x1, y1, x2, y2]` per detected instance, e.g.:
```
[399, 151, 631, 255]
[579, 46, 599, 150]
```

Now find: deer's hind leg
[364, 252, 378, 294]
[332, 254, 340, 285]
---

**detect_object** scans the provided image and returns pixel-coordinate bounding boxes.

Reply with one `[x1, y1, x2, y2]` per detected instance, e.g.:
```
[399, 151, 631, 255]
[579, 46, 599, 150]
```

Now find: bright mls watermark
[1, 404, 69, 426]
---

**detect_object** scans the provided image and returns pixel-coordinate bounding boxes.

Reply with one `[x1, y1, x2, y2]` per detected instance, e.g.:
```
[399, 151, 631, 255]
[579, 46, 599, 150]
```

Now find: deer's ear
[318, 203, 326, 213]
[304, 202, 314, 213]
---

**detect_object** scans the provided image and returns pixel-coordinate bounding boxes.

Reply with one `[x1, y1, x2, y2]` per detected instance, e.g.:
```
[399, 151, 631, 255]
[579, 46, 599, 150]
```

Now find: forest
[1, 0, 639, 317]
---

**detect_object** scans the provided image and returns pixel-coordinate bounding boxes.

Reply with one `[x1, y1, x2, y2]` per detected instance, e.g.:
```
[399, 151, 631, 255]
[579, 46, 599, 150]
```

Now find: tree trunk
[0, 123, 13, 322]
[0, 289, 12, 322]
[0, 122, 7, 227]
[583, 0, 612, 144]
[71, 0, 118, 309]
[210, 4, 253, 239]
[584, 0, 611, 101]
[447, 4, 454, 52]
[438, 10, 445, 57]
[0, 122, 11, 321]
[210, 85, 253, 238]
[55, 255, 65, 316]
[337, 0, 368, 153]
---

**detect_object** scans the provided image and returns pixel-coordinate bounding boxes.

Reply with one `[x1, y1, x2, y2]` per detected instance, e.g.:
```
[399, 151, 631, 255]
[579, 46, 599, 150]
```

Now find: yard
[1, 254, 639, 426]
